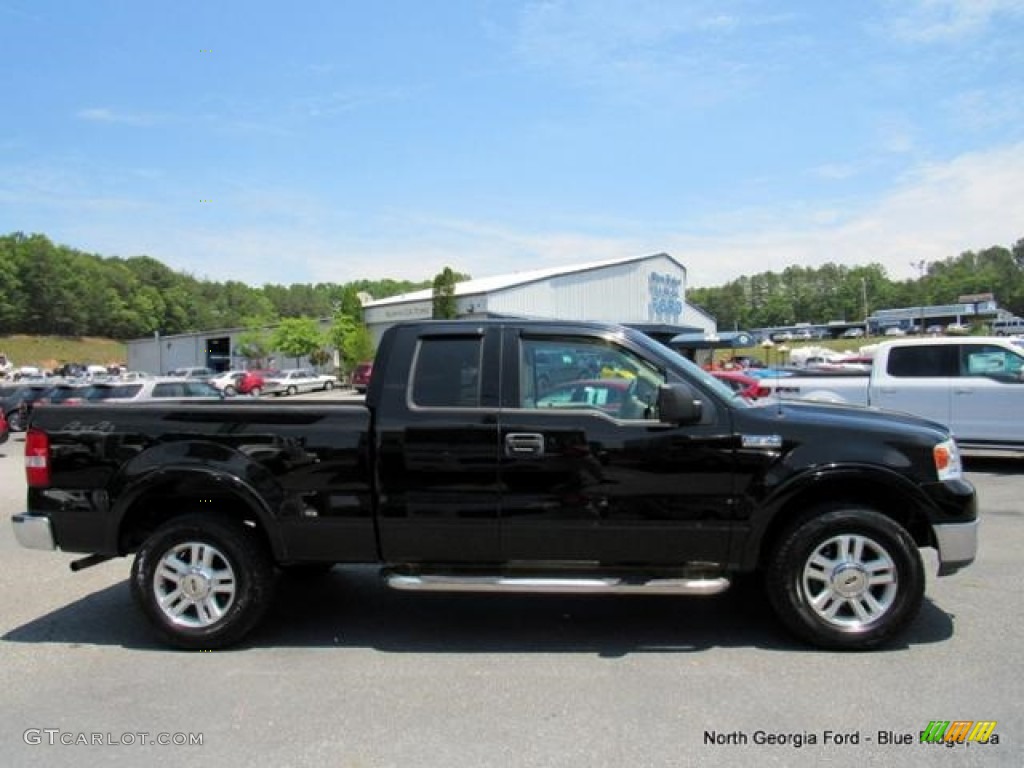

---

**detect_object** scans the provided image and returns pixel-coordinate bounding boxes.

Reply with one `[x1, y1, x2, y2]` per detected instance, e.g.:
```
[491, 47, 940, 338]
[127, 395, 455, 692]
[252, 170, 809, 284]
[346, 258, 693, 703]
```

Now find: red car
[351, 361, 373, 393]
[209, 370, 267, 397]
[711, 370, 771, 400]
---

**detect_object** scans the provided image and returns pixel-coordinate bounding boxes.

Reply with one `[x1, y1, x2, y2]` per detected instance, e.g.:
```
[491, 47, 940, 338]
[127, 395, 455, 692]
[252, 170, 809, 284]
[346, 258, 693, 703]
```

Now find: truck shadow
[3, 567, 955, 654]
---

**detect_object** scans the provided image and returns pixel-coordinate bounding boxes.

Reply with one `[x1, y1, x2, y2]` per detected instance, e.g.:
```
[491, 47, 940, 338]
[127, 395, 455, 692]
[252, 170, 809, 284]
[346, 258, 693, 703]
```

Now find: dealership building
[127, 252, 714, 373]
[363, 252, 713, 344]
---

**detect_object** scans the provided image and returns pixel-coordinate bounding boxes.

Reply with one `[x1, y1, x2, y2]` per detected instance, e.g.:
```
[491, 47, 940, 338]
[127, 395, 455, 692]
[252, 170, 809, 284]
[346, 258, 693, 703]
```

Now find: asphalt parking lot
[0, 426, 1020, 768]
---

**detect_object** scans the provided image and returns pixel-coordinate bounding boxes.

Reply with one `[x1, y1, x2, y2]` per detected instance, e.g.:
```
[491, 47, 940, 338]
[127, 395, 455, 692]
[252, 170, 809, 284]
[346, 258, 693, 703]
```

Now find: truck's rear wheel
[130, 515, 274, 650]
[767, 507, 924, 650]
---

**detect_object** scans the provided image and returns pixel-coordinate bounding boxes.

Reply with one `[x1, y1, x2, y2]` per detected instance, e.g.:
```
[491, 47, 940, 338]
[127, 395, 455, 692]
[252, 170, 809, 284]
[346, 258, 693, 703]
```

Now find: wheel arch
[112, 462, 286, 562]
[743, 468, 937, 572]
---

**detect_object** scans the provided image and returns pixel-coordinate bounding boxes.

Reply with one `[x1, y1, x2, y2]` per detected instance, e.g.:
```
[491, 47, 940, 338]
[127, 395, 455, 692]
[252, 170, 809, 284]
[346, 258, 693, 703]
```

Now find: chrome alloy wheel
[801, 534, 898, 629]
[153, 541, 238, 628]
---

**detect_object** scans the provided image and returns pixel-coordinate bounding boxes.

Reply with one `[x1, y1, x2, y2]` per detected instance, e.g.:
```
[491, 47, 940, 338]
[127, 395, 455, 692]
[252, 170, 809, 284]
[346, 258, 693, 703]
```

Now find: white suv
[84, 377, 224, 403]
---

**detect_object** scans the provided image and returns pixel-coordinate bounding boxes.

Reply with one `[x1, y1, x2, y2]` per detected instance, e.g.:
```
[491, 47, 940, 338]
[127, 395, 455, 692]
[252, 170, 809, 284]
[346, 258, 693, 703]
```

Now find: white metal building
[363, 252, 714, 345]
[126, 252, 714, 373]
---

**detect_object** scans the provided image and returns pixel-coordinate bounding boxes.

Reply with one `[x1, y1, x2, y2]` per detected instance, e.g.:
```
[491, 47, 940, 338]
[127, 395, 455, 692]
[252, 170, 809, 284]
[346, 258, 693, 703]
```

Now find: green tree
[327, 312, 375, 373]
[432, 266, 459, 319]
[235, 314, 275, 367]
[269, 317, 324, 366]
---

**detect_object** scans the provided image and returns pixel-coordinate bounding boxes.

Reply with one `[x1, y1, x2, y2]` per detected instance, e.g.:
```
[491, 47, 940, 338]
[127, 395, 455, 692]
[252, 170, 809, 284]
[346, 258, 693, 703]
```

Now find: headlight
[933, 438, 963, 482]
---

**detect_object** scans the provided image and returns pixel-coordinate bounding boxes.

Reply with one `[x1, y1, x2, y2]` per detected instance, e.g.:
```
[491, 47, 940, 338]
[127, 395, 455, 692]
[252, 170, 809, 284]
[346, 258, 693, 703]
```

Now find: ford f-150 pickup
[761, 336, 1024, 452]
[12, 320, 977, 651]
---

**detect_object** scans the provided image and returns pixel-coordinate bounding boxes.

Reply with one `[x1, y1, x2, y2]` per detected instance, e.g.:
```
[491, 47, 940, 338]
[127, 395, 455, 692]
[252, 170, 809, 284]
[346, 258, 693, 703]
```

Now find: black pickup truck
[13, 320, 977, 650]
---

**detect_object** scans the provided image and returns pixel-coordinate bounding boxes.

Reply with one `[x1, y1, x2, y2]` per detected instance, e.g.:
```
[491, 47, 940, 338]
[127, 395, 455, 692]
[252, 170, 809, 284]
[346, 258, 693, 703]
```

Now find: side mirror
[657, 383, 702, 425]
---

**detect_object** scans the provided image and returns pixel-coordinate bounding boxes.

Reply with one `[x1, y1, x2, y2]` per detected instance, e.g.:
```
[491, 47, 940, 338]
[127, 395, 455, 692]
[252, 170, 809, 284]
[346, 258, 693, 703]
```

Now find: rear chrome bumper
[11, 513, 56, 551]
[934, 519, 978, 576]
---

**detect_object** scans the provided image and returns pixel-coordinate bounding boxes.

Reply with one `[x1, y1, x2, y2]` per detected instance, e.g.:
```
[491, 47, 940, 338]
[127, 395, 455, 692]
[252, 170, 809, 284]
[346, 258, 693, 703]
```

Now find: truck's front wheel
[767, 507, 924, 650]
[130, 515, 274, 650]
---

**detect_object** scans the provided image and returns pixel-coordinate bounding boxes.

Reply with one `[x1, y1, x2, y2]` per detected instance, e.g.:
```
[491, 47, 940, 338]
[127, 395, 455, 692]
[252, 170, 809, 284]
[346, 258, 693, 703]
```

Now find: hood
[739, 398, 951, 448]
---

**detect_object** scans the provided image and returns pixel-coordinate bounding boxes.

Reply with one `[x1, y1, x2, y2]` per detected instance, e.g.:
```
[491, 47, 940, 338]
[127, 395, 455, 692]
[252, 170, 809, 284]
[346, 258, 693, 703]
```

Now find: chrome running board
[384, 572, 730, 596]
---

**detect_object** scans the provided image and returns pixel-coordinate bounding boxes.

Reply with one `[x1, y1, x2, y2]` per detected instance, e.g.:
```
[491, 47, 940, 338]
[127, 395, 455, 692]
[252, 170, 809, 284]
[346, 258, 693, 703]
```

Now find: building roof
[363, 252, 683, 308]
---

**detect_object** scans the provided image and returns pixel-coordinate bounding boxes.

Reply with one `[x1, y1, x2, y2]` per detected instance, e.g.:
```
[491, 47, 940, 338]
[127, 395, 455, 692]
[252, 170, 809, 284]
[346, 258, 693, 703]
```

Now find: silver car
[264, 368, 336, 396]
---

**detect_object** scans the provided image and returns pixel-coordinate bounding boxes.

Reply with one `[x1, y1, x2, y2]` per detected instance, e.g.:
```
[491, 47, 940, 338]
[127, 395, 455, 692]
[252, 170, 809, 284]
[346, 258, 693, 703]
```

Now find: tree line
[0, 232, 433, 339]
[686, 239, 1024, 330]
[3, 230, 1022, 351]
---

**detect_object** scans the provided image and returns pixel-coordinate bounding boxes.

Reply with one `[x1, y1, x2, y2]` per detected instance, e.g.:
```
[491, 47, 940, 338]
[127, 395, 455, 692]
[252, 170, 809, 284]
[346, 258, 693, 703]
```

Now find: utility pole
[860, 277, 869, 335]
[910, 260, 927, 332]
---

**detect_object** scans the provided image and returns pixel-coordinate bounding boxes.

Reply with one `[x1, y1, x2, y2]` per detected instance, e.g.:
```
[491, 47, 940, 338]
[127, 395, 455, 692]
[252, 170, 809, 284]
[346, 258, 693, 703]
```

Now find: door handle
[505, 433, 545, 457]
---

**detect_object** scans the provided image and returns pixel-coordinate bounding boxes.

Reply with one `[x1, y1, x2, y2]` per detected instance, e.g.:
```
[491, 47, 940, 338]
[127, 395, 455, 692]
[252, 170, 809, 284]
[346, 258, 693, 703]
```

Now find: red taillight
[25, 428, 50, 487]
[754, 386, 771, 399]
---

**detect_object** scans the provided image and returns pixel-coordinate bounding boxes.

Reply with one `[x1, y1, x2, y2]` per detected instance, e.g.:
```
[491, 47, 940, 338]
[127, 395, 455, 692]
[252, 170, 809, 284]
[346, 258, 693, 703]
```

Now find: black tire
[286, 385, 297, 396]
[249, 386, 261, 398]
[766, 507, 924, 651]
[323, 381, 334, 391]
[7, 408, 26, 432]
[130, 515, 275, 650]
[223, 385, 237, 397]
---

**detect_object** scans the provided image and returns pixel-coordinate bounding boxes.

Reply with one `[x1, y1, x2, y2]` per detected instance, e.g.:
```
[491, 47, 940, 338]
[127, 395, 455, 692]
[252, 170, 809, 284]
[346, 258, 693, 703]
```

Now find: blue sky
[2, 0, 1023, 289]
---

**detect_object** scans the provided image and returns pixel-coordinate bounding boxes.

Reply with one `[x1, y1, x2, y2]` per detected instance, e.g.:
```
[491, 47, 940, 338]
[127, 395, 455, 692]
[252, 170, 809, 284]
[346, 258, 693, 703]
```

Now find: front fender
[737, 463, 941, 570]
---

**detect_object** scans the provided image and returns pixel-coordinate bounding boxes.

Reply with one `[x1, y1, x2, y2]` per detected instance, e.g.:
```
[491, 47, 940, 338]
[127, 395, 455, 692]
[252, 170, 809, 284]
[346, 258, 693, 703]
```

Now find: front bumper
[12, 512, 56, 551]
[934, 519, 978, 576]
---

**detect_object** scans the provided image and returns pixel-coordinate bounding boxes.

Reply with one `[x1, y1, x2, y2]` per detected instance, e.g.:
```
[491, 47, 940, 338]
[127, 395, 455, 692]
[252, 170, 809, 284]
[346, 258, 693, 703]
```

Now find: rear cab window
[410, 337, 483, 408]
[886, 345, 958, 377]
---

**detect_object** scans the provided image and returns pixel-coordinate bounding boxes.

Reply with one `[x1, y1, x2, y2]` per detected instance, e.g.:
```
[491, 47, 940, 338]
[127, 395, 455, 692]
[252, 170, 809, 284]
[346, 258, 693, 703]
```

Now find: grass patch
[0, 335, 127, 372]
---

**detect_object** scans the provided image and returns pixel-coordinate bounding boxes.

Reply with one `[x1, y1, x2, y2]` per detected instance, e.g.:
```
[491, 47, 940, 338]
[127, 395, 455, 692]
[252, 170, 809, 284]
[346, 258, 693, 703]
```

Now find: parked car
[1, 383, 57, 432]
[841, 328, 866, 338]
[166, 366, 214, 379]
[208, 370, 265, 397]
[533, 378, 634, 415]
[946, 323, 971, 335]
[0, 408, 8, 445]
[315, 371, 339, 390]
[884, 327, 907, 337]
[351, 361, 373, 393]
[532, 349, 592, 393]
[264, 368, 335, 396]
[710, 370, 771, 400]
[37, 382, 91, 406]
[756, 336, 1024, 451]
[83, 377, 225, 403]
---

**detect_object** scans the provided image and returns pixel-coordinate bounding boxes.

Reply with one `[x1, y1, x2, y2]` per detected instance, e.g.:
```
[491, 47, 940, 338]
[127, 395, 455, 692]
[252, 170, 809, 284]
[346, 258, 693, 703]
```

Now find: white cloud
[510, 1, 785, 105]
[6, 140, 1022, 298]
[672, 141, 1024, 286]
[76, 108, 157, 126]
[881, 0, 1024, 43]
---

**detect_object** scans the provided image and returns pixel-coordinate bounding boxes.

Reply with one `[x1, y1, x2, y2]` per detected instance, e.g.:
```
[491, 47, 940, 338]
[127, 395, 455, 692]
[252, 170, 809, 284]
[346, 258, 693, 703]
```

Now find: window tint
[411, 337, 482, 407]
[94, 384, 143, 399]
[185, 382, 220, 396]
[886, 345, 958, 377]
[153, 383, 186, 398]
